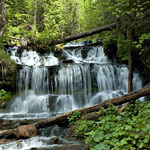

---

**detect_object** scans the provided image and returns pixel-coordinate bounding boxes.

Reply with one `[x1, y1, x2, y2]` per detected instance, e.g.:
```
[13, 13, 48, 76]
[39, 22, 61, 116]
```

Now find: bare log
[0, 84, 150, 139]
[34, 84, 150, 129]
[56, 23, 116, 44]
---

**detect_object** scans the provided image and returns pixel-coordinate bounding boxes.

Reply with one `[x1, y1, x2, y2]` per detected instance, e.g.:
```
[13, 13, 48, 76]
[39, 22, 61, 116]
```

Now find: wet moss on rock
[0, 50, 17, 91]
[0, 92, 15, 110]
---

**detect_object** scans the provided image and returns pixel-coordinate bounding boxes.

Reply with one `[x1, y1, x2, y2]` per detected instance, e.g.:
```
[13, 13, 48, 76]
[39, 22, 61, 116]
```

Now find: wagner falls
[0, 43, 143, 149]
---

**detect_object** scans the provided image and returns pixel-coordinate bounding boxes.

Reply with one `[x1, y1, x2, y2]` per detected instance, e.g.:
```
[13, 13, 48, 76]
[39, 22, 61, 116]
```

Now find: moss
[0, 75, 16, 91]
[0, 49, 17, 91]
[0, 92, 15, 110]
[0, 50, 16, 70]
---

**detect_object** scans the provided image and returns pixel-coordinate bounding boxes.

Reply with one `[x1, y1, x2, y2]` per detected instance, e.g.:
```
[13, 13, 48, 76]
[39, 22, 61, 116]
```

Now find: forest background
[0, 1, 150, 149]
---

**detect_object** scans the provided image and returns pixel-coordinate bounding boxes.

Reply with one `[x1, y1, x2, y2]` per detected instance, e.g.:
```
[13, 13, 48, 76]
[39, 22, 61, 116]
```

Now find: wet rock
[62, 125, 77, 140]
[0, 119, 20, 130]
[54, 45, 64, 51]
[49, 136, 59, 144]
[0, 139, 16, 145]
[31, 143, 89, 150]
[39, 136, 59, 145]
[48, 95, 58, 111]
[81, 112, 99, 120]
[53, 50, 63, 58]
[0, 119, 41, 130]
[62, 59, 74, 64]
[14, 125, 37, 139]
[81, 46, 92, 59]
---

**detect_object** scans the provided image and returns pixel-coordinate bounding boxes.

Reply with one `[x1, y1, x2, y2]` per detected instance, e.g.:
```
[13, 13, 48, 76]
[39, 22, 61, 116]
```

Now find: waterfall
[62, 45, 142, 106]
[2, 47, 59, 119]
[9, 66, 49, 113]
[0, 43, 144, 150]
[0, 45, 143, 120]
[53, 64, 92, 110]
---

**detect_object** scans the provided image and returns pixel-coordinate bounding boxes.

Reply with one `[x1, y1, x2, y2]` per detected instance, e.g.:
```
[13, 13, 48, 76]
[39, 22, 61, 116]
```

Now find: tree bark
[128, 50, 133, 92]
[34, 84, 150, 129]
[1, 84, 150, 139]
[119, 28, 133, 113]
[71, 5, 77, 35]
[127, 28, 133, 93]
[56, 23, 116, 44]
[34, 0, 37, 28]
[0, 0, 6, 36]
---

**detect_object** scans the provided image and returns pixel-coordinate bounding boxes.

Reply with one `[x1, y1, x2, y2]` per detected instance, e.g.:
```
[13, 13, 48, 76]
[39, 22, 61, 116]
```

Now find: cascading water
[0, 47, 59, 120]
[0, 43, 143, 150]
[0, 45, 143, 119]
[9, 67, 49, 113]
[53, 64, 92, 111]
[59, 45, 142, 106]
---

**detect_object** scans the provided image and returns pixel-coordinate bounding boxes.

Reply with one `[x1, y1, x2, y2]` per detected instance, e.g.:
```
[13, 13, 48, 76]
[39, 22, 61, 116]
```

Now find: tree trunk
[0, 0, 6, 36]
[127, 29, 133, 93]
[71, 5, 77, 35]
[128, 50, 133, 91]
[55, 23, 116, 44]
[34, 0, 37, 28]
[119, 28, 133, 113]
[1, 84, 150, 139]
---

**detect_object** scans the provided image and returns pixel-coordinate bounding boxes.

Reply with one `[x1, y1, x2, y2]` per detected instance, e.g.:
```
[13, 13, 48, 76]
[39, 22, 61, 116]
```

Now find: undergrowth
[0, 89, 13, 106]
[73, 101, 150, 150]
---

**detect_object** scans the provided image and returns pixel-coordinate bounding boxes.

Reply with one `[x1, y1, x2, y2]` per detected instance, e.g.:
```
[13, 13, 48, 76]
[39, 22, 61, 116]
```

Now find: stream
[0, 42, 143, 149]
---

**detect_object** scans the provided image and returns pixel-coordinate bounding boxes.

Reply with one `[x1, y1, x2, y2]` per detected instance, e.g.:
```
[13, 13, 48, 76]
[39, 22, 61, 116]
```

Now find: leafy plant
[0, 90, 14, 107]
[0, 89, 7, 98]
[67, 111, 81, 125]
[75, 102, 150, 150]
[0, 49, 16, 73]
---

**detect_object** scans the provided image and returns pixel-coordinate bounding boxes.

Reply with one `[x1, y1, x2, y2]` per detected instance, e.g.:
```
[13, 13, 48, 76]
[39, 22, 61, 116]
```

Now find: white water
[2, 47, 57, 120]
[62, 46, 142, 106]
[9, 47, 59, 67]
[0, 125, 80, 150]
[1, 45, 143, 120]
[0, 44, 143, 149]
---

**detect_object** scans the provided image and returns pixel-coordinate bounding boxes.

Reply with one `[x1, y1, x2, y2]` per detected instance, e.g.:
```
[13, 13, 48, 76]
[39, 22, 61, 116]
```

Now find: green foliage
[0, 90, 14, 107]
[136, 33, 150, 54]
[0, 37, 5, 50]
[75, 102, 150, 150]
[117, 33, 134, 61]
[75, 119, 98, 138]
[0, 89, 7, 98]
[67, 111, 81, 125]
[0, 49, 16, 71]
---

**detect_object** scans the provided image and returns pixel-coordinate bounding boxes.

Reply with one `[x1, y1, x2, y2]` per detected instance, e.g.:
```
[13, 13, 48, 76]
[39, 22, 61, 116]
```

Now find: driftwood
[0, 84, 150, 139]
[56, 23, 116, 44]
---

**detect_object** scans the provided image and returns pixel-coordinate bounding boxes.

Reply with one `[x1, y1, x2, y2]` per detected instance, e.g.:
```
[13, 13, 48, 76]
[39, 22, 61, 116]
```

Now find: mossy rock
[0, 76, 16, 91]
[0, 92, 15, 110]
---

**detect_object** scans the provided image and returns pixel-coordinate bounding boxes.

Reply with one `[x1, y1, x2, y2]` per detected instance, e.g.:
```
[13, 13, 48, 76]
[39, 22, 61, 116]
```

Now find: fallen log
[0, 84, 150, 139]
[34, 83, 150, 129]
[56, 23, 116, 44]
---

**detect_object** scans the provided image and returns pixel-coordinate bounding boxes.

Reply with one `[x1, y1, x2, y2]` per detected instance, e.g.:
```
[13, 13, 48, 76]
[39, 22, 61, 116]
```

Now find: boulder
[49, 136, 59, 144]
[14, 125, 37, 139]
[54, 45, 64, 51]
